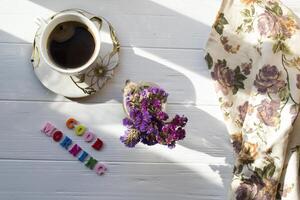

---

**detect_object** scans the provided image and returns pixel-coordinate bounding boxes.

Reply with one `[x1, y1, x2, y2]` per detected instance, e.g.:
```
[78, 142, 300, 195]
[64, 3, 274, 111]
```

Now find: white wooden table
[0, 0, 299, 199]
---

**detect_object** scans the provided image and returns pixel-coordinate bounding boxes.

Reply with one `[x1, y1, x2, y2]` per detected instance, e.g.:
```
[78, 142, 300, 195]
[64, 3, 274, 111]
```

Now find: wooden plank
[0, 43, 218, 105]
[0, 0, 220, 49]
[0, 101, 232, 199]
[0, 0, 299, 48]
[0, 101, 232, 164]
[0, 160, 232, 200]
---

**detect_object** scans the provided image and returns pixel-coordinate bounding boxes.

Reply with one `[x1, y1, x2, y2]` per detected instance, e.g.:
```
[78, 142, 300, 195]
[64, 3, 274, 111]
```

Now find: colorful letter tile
[60, 136, 73, 149]
[52, 130, 63, 142]
[69, 144, 82, 157]
[78, 151, 89, 163]
[85, 157, 98, 170]
[83, 131, 95, 143]
[94, 163, 107, 175]
[92, 138, 103, 151]
[41, 122, 56, 137]
[66, 118, 78, 129]
[75, 125, 86, 136]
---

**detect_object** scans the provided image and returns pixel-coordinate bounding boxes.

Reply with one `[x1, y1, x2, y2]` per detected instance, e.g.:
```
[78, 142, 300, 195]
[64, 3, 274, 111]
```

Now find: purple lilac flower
[120, 85, 188, 148]
[142, 111, 152, 123]
[120, 129, 141, 148]
[157, 111, 169, 120]
[152, 99, 162, 109]
[149, 87, 159, 94]
[141, 133, 158, 146]
[175, 127, 186, 140]
[172, 115, 188, 127]
[123, 118, 134, 128]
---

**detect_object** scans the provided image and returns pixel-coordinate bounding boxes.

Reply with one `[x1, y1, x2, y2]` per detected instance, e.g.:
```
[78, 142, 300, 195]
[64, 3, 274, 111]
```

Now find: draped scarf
[205, 0, 300, 199]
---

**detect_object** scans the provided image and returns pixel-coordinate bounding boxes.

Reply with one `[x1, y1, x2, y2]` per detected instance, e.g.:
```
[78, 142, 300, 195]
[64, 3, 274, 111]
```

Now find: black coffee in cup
[47, 21, 95, 69]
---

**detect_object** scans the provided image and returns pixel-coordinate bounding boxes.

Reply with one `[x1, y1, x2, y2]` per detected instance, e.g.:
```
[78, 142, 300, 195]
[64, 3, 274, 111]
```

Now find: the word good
[41, 122, 107, 176]
[66, 118, 103, 150]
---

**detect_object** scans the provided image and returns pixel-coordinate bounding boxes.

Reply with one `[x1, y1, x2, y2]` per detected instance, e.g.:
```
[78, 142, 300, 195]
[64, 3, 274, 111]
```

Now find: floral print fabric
[205, 0, 300, 199]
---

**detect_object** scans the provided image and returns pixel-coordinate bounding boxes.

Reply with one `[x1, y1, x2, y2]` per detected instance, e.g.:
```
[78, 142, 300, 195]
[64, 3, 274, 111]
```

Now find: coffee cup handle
[90, 16, 102, 30]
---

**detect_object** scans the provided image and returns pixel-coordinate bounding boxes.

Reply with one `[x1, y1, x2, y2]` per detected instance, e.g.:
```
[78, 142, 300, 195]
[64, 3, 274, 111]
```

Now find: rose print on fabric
[238, 142, 259, 164]
[258, 11, 298, 39]
[211, 59, 247, 95]
[213, 13, 241, 54]
[258, 11, 280, 38]
[257, 99, 280, 127]
[220, 36, 240, 54]
[231, 132, 243, 154]
[254, 64, 286, 94]
[238, 1, 299, 54]
[235, 172, 277, 200]
[211, 59, 235, 95]
[238, 101, 249, 124]
[234, 152, 278, 200]
[241, 59, 253, 75]
[236, 101, 250, 127]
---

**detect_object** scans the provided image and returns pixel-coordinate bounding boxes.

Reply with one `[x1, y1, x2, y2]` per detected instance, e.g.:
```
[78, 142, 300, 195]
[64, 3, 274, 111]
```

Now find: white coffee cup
[39, 10, 101, 76]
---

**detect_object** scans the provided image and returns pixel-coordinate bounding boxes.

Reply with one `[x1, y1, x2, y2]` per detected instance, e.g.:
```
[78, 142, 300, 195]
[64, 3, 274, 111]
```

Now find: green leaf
[236, 74, 245, 80]
[235, 67, 247, 80]
[214, 24, 224, 35]
[263, 163, 276, 178]
[214, 13, 228, 35]
[279, 86, 289, 101]
[272, 4, 283, 16]
[205, 53, 213, 70]
[267, 165, 276, 178]
[220, 17, 228, 25]
[243, 18, 252, 23]
[272, 42, 280, 54]
[219, 13, 229, 24]
[273, 41, 291, 54]
[234, 81, 244, 88]
[236, 25, 243, 33]
[280, 43, 292, 55]
[255, 167, 264, 178]
[251, 5, 255, 15]
[232, 66, 247, 94]
[232, 87, 238, 95]
[233, 165, 244, 174]
[221, 59, 227, 66]
[234, 66, 241, 73]
[241, 9, 251, 17]
[246, 25, 254, 32]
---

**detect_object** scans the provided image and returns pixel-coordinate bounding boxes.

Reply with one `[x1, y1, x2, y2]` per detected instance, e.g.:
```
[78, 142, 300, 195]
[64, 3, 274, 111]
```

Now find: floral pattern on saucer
[31, 9, 120, 98]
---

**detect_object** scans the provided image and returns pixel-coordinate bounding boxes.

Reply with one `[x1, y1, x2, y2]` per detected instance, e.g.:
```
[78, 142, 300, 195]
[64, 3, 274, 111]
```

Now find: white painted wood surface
[0, 0, 298, 199]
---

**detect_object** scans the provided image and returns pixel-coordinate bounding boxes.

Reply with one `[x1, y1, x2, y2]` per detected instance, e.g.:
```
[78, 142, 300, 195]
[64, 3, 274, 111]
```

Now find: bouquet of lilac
[120, 82, 188, 148]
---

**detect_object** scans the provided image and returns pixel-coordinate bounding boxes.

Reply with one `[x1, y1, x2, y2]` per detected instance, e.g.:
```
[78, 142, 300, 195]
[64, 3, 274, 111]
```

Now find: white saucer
[31, 9, 120, 98]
